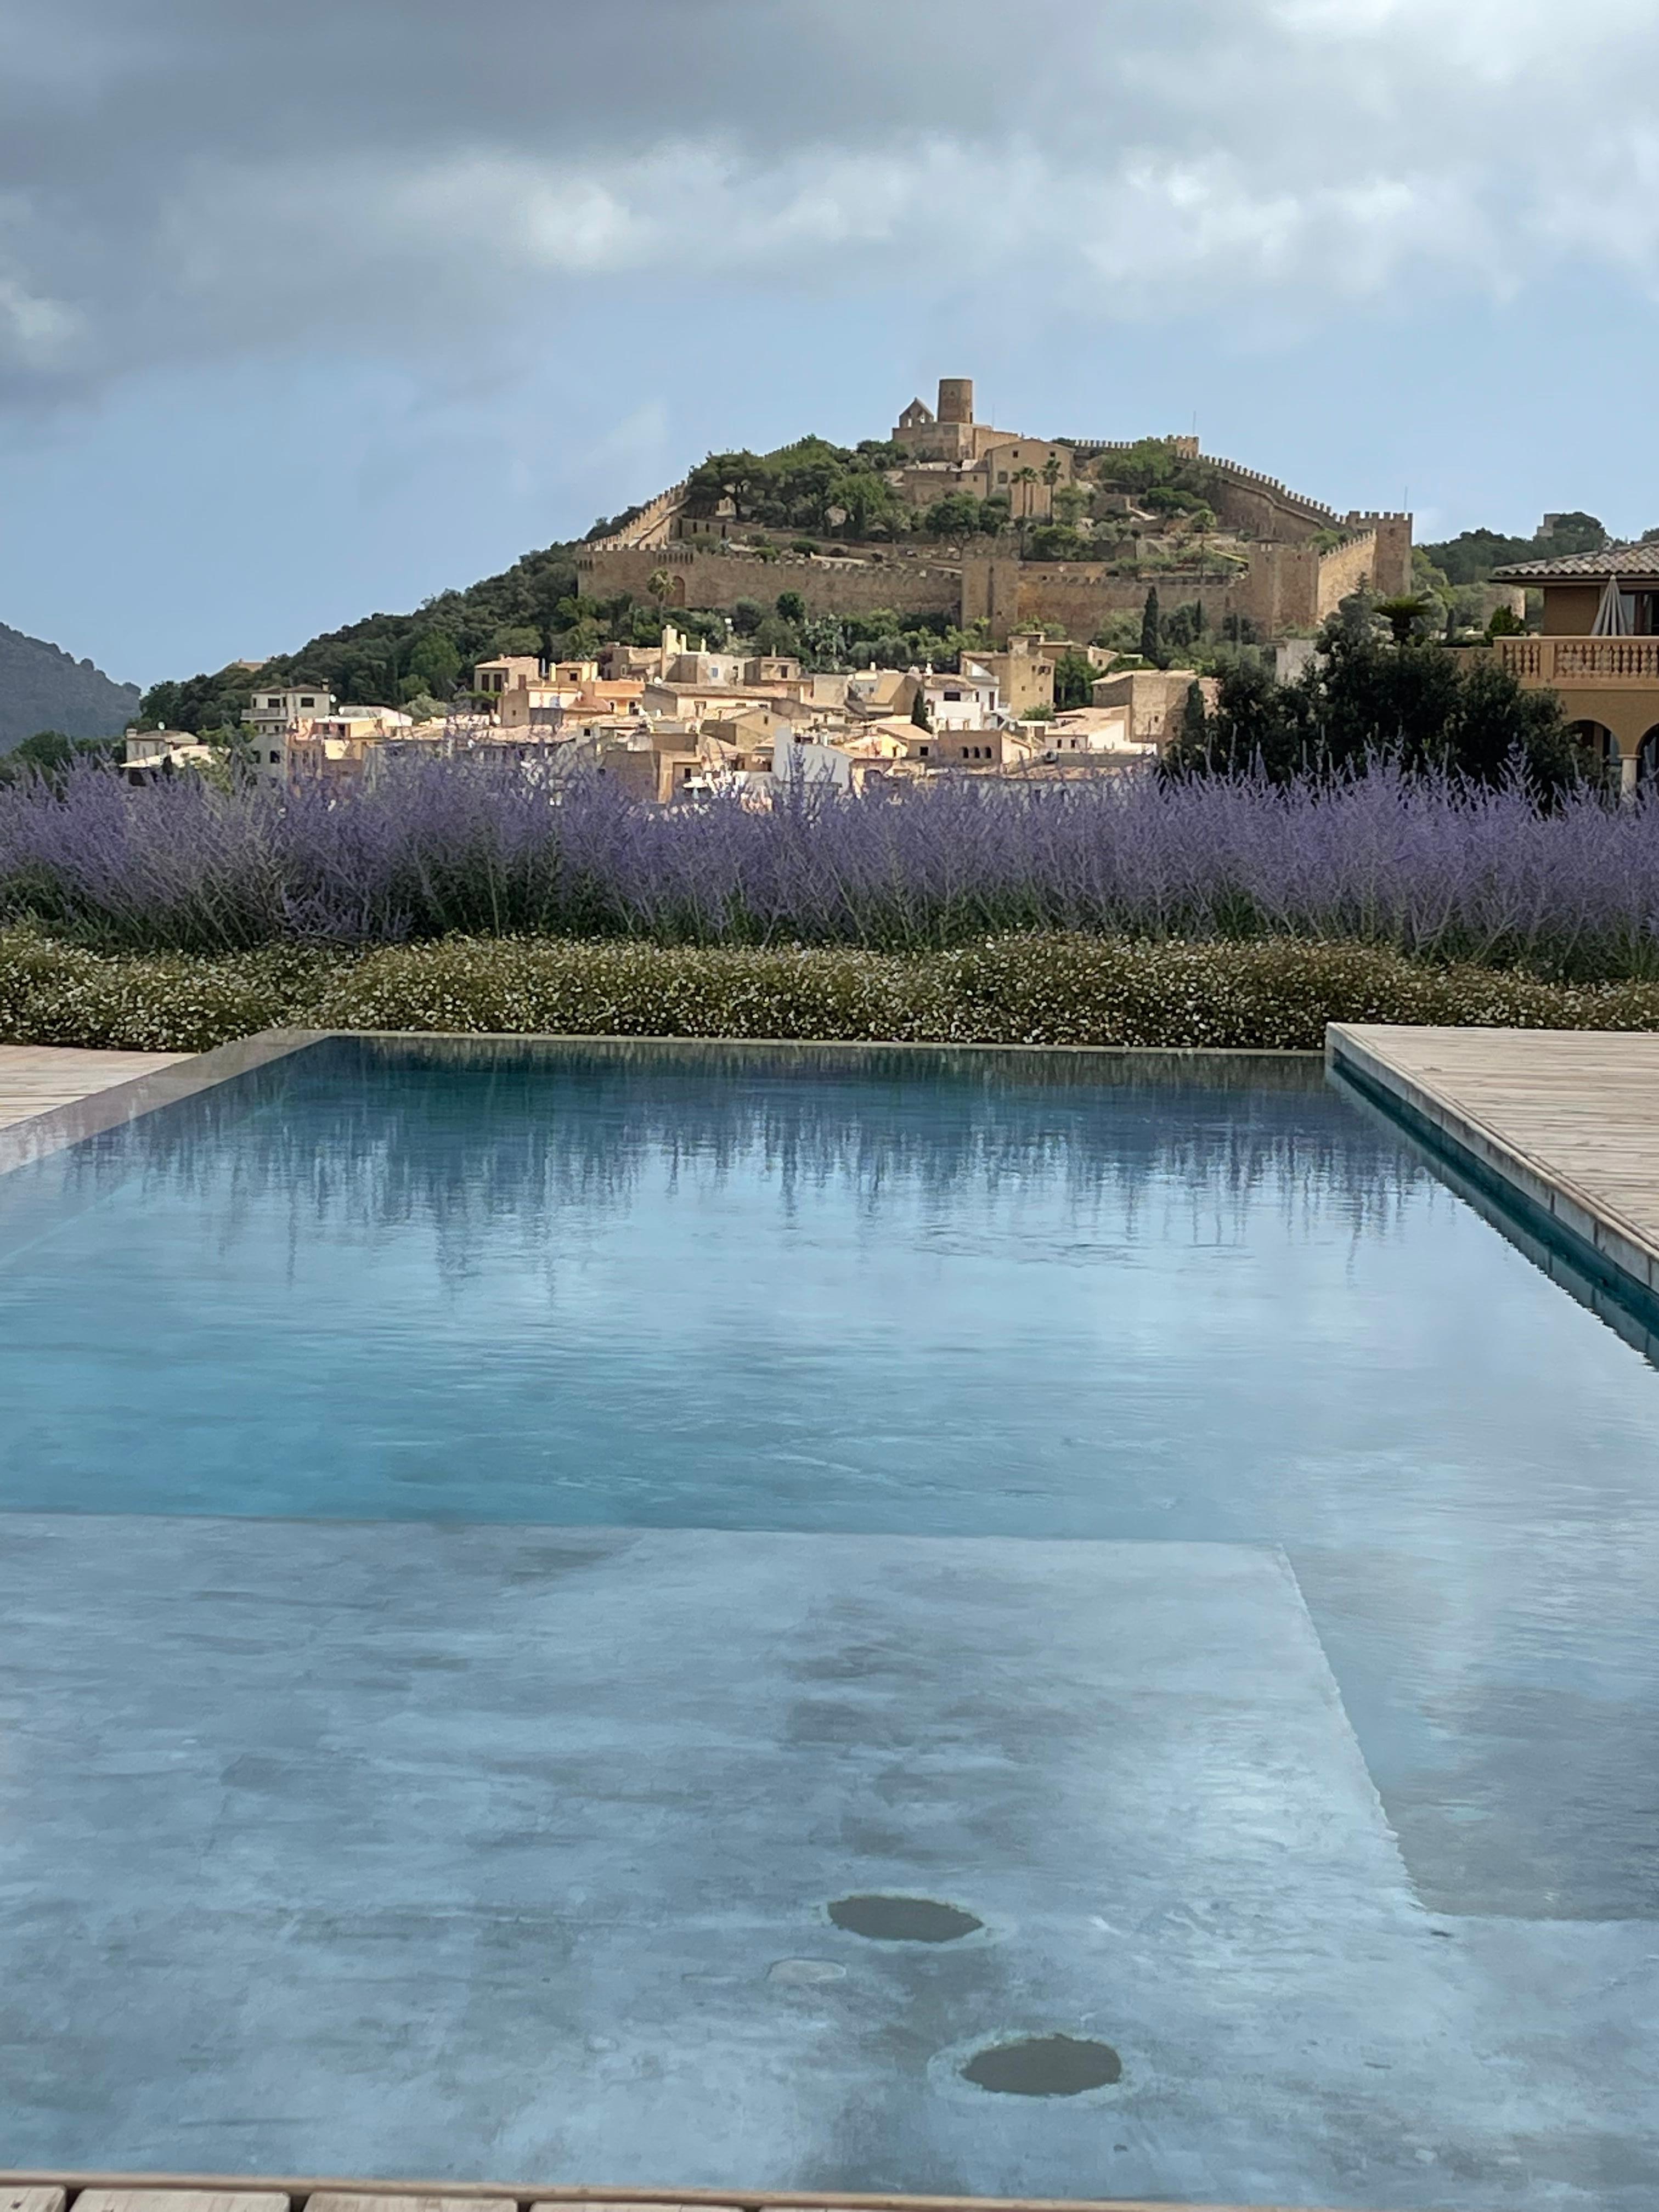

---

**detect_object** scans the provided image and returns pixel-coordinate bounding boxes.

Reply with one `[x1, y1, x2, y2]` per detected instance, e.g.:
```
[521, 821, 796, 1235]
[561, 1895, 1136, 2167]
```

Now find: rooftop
[1489, 539, 1659, 583]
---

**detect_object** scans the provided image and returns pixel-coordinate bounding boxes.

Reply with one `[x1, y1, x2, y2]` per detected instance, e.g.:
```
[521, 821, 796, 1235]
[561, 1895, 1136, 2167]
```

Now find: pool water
[2, 1037, 1657, 2207]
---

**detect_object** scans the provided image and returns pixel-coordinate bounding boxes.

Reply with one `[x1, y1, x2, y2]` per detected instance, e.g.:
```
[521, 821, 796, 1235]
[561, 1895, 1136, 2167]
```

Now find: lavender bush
[3, 756, 1659, 980]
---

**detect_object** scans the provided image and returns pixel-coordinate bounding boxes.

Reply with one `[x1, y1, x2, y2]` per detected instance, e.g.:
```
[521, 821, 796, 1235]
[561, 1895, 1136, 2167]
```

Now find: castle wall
[583, 517, 1414, 648]
[576, 546, 961, 620]
[1358, 514, 1414, 598]
[587, 479, 688, 551]
[1015, 569, 1238, 637]
[1314, 530, 1382, 620]
[963, 555, 1239, 644]
[1232, 543, 1316, 635]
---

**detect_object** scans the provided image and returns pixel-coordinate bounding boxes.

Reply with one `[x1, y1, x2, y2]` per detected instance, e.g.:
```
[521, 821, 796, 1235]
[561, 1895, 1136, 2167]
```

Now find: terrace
[1488, 540, 1659, 785]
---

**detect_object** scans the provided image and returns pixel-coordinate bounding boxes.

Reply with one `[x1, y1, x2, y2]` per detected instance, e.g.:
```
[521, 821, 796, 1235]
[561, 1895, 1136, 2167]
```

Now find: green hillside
[0, 622, 140, 751]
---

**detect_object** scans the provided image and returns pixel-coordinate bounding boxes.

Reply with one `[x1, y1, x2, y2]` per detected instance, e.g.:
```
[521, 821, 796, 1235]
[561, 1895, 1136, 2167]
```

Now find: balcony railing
[1494, 636, 1659, 682]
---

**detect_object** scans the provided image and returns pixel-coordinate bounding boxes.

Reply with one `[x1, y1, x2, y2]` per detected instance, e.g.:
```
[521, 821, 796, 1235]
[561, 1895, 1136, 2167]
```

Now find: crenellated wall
[586, 481, 689, 551]
[577, 462, 1412, 643]
[576, 544, 961, 619]
[962, 558, 1240, 637]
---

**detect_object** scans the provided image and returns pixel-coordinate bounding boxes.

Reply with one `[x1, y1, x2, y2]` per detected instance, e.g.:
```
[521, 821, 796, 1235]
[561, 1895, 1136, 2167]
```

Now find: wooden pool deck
[1327, 1024, 1659, 1313]
[0, 1045, 190, 1132]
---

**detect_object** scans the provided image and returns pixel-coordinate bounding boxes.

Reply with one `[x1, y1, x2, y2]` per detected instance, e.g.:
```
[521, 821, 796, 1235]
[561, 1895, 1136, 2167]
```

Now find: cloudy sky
[2, 0, 1657, 687]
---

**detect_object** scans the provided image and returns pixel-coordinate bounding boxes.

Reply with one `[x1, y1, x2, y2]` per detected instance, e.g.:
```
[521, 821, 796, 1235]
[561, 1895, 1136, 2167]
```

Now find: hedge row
[5, 927, 1659, 1056]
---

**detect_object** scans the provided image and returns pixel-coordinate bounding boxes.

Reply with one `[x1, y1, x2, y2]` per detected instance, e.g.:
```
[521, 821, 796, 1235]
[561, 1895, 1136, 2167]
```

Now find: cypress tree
[1140, 587, 1161, 664]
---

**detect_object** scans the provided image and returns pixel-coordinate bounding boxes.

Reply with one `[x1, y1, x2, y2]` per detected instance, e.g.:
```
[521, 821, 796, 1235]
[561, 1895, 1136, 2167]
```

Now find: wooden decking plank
[0, 1045, 190, 1131]
[1327, 1022, 1659, 1300]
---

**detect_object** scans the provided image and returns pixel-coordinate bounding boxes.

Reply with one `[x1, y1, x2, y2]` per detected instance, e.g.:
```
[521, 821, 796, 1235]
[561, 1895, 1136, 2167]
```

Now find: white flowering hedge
[5, 926, 1659, 1054]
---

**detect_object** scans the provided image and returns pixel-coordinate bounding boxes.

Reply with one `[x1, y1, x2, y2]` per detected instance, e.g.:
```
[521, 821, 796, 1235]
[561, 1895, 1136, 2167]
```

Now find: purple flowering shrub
[2, 755, 1658, 980]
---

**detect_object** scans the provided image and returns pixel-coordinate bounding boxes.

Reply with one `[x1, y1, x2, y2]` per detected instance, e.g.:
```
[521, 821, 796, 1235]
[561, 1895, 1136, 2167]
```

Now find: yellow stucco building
[1489, 541, 1659, 787]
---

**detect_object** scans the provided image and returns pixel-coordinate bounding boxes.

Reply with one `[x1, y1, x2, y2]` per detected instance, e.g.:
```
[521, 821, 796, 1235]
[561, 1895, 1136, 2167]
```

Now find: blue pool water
[3, 1036, 1658, 2205]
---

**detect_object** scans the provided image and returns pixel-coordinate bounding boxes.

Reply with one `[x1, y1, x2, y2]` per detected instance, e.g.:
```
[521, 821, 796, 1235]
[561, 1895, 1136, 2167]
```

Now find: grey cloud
[1, 0, 1658, 405]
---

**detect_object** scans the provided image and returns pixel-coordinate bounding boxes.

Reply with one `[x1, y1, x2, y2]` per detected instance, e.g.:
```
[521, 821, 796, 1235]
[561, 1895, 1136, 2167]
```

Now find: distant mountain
[0, 622, 140, 751]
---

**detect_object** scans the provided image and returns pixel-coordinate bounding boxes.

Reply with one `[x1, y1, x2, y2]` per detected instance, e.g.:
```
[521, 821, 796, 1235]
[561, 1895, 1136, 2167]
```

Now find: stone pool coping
[0, 2173, 1408, 2212]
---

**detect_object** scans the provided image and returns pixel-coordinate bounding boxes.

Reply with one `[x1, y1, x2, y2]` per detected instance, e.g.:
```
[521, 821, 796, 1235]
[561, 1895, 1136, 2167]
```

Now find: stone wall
[1315, 530, 1383, 620]
[963, 555, 1241, 642]
[576, 545, 961, 620]
[1353, 514, 1414, 598]
[582, 518, 1413, 647]
[1203, 455, 1340, 540]
[587, 481, 688, 551]
[1015, 568, 1239, 636]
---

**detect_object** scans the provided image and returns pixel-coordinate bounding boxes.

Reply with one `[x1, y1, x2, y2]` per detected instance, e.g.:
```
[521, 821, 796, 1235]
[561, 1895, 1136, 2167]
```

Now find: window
[918, 744, 929, 758]
[300, 696, 315, 708]
[268, 751, 280, 765]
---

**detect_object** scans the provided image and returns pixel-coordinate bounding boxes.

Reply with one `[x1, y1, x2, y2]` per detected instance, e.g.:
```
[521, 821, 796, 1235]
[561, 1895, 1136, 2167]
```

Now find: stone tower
[937, 377, 974, 425]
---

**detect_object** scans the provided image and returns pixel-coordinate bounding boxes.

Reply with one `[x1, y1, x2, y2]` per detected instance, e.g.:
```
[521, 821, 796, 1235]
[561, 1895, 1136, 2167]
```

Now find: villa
[1488, 539, 1659, 786]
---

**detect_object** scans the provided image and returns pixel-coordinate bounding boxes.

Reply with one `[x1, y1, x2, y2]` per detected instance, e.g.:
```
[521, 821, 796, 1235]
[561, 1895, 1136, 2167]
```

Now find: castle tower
[937, 377, 974, 425]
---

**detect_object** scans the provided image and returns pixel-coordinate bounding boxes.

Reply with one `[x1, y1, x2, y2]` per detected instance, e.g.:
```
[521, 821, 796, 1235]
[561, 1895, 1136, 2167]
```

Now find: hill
[0, 622, 140, 752]
[138, 539, 589, 736]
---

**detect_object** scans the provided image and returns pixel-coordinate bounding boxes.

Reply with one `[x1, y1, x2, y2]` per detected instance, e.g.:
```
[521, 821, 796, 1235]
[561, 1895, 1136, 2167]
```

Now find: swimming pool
[1, 1035, 1656, 2208]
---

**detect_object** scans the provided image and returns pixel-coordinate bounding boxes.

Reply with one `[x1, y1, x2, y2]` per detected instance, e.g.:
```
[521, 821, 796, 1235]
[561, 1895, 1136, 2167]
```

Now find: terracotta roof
[1490, 540, 1659, 583]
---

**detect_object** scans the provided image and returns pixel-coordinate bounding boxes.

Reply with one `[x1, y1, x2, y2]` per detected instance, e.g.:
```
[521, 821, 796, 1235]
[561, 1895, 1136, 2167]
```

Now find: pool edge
[0, 2169, 1396, 2212]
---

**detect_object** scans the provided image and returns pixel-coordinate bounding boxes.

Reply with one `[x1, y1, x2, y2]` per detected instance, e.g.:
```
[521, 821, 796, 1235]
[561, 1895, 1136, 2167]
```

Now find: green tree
[0, 729, 122, 786]
[1375, 594, 1437, 646]
[1168, 612, 1589, 795]
[1164, 657, 1311, 779]
[910, 686, 931, 731]
[1052, 651, 1096, 710]
[1177, 681, 1210, 749]
[922, 491, 986, 539]
[1539, 511, 1606, 557]
[407, 630, 462, 697]
[490, 624, 544, 658]
[1140, 588, 1163, 666]
[775, 590, 806, 624]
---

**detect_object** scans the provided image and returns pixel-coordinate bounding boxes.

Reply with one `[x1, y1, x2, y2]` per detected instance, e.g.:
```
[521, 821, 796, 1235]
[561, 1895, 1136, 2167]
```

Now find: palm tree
[1375, 592, 1435, 646]
[1012, 466, 1040, 522]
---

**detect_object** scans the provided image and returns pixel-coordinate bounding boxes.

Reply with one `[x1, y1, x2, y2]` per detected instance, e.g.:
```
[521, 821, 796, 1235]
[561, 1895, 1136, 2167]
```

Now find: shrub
[4, 756, 1659, 982]
[5, 926, 1659, 1056]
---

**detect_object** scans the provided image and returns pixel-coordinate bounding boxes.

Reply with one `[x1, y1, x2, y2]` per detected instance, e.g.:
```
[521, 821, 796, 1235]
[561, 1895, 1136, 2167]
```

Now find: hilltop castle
[577, 376, 1412, 644]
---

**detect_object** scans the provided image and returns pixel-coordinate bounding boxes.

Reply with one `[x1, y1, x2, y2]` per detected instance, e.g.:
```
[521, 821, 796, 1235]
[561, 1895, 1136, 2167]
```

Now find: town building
[966, 633, 1056, 718]
[1090, 668, 1218, 744]
[1487, 541, 1659, 788]
[1032, 706, 1154, 769]
[122, 730, 219, 782]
